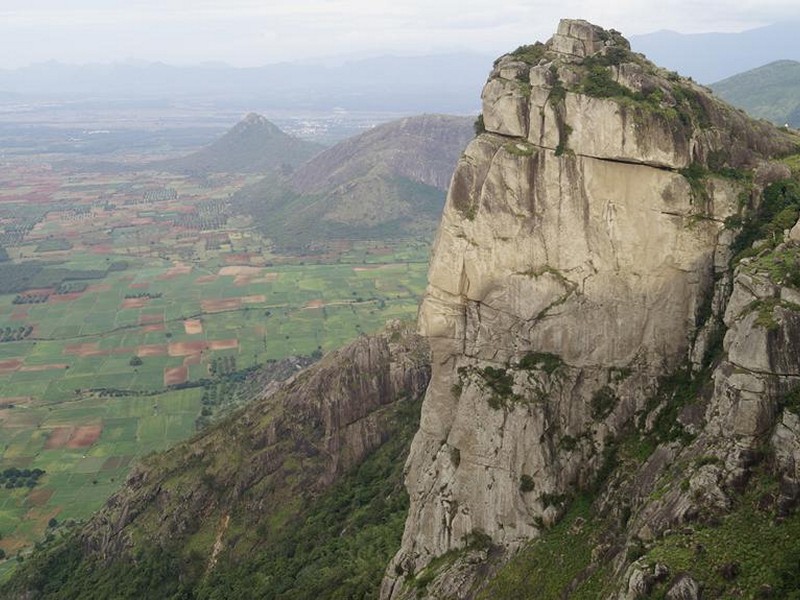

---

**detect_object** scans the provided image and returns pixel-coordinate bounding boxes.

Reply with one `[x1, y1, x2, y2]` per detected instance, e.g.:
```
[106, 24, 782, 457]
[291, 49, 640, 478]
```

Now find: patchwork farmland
[0, 163, 429, 559]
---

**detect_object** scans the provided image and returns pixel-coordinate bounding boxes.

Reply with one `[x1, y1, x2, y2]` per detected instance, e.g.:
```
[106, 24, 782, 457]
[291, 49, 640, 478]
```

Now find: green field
[0, 166, 431, 557]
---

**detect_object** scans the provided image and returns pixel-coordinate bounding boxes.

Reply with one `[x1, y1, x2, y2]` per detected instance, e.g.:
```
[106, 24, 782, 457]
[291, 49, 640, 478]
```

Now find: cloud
[0, 0, 797, 68]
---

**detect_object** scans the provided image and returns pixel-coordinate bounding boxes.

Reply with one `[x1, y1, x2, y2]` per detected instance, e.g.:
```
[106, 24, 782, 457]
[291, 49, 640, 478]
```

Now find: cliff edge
[383, 19, 800, 599]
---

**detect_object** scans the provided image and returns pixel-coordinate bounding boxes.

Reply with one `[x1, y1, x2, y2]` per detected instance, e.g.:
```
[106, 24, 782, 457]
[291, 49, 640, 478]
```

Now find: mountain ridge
[711, 60, 800, 127]
[152, 112, 322, 173]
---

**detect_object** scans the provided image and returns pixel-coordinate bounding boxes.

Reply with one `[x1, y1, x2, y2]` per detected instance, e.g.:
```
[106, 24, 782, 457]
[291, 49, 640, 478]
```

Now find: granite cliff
[382, 19, 800, 599]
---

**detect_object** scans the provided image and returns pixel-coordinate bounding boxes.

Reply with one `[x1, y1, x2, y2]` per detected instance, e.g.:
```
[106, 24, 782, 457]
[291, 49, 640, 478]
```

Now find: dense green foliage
[730, 178, 800, 261]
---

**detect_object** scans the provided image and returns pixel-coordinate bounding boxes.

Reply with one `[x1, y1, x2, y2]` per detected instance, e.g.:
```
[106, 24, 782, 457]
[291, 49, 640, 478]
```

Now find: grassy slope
[711, 60, 800, 126]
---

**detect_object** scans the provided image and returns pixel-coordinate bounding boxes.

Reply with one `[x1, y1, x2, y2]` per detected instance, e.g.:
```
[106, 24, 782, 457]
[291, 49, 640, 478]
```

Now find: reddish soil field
[139, 313, 163, 324]
[225, 253, 253, 265]
[184, 319, 203, 334]
[49, 292, 83, 303]
[233, 276, 252, 286]
[64, 343, 132, 357]
[183, 354, 201, 366]
[0, 359, 23, 374]
[66, 424, 102, 448]
[136, 344, 168, 357]
[141, 323, 165, 332]
[87, 283, 112, 292]
[208, 339, 238, 351]
[157, 264, 192, 280]
[64, 342, 99, 356]
[121, 297, 149, 309]
[218, 266, 262, 277]
[11, 310, 29, 321]
[0, 396, 31, 408]
[168, 341, 208, 356]
[129, 282, 150, 289]
[19, 364, 68, 372]
[89, 244, 114, 254]
[201, 298, 242, 312]
[26, 488, 54, 507]
[195, 275, 218, 284]
[23, 288, 55, 295]
[164, 366, 188, 386]
[167, 339, 238, 356]
[44, 426, 74, 449]
[305, 299, 325, 309]
[241, 295, 266, 304]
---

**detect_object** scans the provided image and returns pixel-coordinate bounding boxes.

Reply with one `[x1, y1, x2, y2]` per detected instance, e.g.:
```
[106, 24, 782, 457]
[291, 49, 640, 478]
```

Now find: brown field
[168, 341, 208, 356]
[167, 339, 238, 356]
[89, 244, 114, 254]
[129, 282, 150, 289]
[233, 275, 253, 286]
[65, 343, 132, 357]
[0, 359, 23, 374]
[136, 344, 168, 357]
[183, 354, 201, 366]
[0, 396, 32, 408]
[86, 283, 112, 292]
[218, 265, 262, 277]
[157, 264, 192, 280]
[19, 364, 68, 372]
[64, 342, 99, 356]
[201, 298, 242, 312]
[141, 323, 165, 332]
[121, 297, 149, 309]
[26, 488, 54, 507]
[241, 295, 266, 304]
[254, 272, 279, 283]
[195, 275, 218, 284]
[164, 365, 188, 386]
[66, 424, 103, 448]
[139, 313, 163, 324]
[305, 299, 325, 309]
[11, 310, 29, 321]
[44, 426, 74, 449]
[184, 319, 203, 334]
[49, 292, 83, 303]
[208, 339, 238, 351]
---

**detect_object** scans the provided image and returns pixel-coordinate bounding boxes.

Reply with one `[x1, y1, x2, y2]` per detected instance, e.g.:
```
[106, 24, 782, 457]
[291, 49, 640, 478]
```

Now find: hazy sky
[1, 0, 798, 68]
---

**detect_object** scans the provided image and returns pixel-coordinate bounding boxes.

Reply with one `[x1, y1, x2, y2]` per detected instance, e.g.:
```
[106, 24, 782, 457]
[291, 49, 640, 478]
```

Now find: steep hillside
[153, 113, 322, 174]
[3, 323, 430, 599]
[711, 60, 800, 127]
[233, 114, 474, 250]
[382, 19, 800, 599]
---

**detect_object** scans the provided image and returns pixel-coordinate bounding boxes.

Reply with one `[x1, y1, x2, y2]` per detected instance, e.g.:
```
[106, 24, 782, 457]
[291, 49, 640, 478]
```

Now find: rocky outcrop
[80, 321, 430, 560]
[383, 19, 799, 599]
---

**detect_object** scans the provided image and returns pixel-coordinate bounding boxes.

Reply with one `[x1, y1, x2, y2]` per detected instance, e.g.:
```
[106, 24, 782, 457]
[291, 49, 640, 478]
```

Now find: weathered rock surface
[383, 18, 800, 600]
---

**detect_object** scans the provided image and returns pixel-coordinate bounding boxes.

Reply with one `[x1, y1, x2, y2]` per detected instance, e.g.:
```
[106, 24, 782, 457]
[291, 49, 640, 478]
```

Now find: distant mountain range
[153, 113, 322, 173]
[630, 22, 800, 84]
[0, 54, 490, 113]
[711, 60, 800, 127]
[230, 113, 474, 249]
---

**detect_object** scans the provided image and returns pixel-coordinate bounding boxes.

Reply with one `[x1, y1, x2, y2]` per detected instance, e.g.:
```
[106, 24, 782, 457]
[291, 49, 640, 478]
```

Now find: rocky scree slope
[3, 323, 430, 599]
[382, 19, 800, 599]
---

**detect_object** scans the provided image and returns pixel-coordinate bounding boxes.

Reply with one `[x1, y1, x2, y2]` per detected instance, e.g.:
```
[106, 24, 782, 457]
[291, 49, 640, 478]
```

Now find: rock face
[382, 19, 799, 598]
